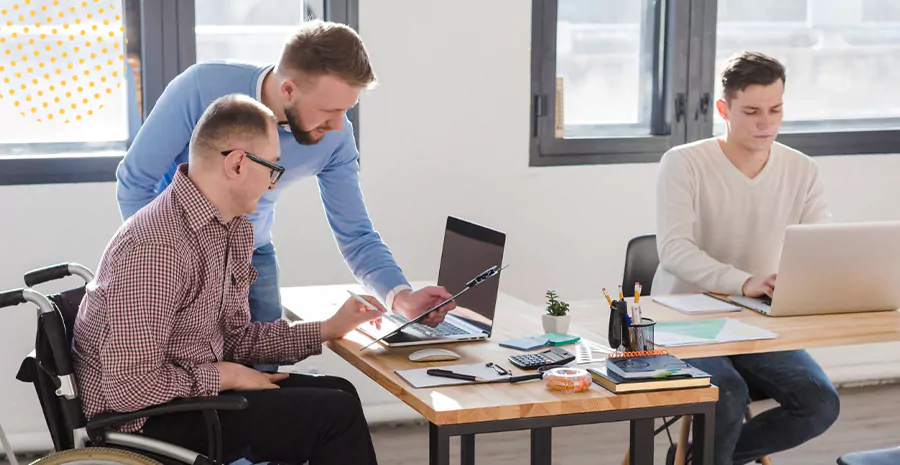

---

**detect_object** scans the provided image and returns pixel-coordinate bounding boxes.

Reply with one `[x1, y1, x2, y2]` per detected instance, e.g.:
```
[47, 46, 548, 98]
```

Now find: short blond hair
[276, 20, 376, 89]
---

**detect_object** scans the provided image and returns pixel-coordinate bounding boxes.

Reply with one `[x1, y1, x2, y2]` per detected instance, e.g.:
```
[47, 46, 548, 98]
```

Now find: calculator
[508, 347, 576, 370]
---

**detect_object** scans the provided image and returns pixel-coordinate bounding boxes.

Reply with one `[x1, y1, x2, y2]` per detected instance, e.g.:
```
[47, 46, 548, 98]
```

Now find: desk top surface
[281, 285, 719, 425]
[614, 296, 900, 359]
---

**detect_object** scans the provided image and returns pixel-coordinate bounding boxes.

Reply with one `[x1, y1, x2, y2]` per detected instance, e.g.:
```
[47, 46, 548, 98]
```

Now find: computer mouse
[408, 348, 461, 362]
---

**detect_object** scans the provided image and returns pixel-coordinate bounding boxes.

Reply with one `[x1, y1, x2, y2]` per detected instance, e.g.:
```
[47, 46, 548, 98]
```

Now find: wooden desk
[567, 298, 900, 359]
[281, 285, 718, 465]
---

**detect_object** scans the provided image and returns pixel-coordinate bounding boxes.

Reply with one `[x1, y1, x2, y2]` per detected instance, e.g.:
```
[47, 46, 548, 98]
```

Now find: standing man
[652, 51, 840, 464]
[117, 20, 453, 327]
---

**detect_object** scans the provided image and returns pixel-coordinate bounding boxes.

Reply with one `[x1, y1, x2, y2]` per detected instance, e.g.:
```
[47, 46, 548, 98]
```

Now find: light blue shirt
[116, 61, 409, 301]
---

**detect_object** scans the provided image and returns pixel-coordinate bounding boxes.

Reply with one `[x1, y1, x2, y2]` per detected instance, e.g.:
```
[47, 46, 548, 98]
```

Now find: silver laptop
[356, 216, 506, 347]
[728, 221, 900, 317]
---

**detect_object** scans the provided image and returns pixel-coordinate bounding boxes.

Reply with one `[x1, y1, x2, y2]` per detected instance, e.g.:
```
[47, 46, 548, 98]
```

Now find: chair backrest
[16, 287, 88, 451]
[622, 235, 659, 296]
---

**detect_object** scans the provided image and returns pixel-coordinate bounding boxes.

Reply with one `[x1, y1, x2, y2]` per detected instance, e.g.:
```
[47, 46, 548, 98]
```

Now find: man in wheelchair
[72, 94, 384, 465]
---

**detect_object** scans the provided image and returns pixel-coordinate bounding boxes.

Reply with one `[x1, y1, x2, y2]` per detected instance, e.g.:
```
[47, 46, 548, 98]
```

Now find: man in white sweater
[652, 52, 840, 465]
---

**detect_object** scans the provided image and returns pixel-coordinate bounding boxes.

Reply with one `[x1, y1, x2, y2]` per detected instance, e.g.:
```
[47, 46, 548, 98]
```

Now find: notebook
[395, 363, 511, 388]
[499, 335, 551, 351]
[652, 294, 741, 314]
[588, 365, 711, 393]
[606, 353, 693, 380]
[544, 332, 581, 346]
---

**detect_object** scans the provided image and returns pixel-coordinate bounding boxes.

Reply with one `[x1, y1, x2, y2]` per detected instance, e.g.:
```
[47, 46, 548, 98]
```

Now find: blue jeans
[249, 242, 283, 324]
[687, 350, 840, 465]
[249, 243, 282, 373]
[231, 243, 284, 465]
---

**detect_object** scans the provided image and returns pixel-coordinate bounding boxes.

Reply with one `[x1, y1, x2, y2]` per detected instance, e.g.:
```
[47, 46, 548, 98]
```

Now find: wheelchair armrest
[87, 395, 248, 431]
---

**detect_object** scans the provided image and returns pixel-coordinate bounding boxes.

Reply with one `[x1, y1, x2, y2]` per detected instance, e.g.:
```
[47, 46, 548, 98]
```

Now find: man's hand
[742, 273, 777, 298]
[213, 362, 289, 391]
[393, 287, 456, 327]
[321, 295, 386, 341]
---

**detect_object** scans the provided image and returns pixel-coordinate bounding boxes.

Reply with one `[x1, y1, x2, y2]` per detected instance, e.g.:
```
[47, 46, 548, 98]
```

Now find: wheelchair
[1, 263, 248, 465]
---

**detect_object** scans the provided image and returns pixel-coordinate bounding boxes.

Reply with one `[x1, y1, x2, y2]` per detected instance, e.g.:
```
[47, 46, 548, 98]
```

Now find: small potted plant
[543, 290, 571, 334]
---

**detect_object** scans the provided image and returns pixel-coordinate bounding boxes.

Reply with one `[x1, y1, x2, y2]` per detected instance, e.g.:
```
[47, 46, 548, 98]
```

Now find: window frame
[531, 0, 691, 166]
[531, 0, 900, 168]
[1, 0, 360, 186]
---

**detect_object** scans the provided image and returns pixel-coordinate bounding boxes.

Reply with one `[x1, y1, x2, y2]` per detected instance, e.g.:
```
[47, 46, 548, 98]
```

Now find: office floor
[366, 383, 900, 465]
[3, 383, 897, 465]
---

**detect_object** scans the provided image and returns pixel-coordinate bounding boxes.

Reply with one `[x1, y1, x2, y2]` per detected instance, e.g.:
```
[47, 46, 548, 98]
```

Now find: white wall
[2, 0, 900, 451]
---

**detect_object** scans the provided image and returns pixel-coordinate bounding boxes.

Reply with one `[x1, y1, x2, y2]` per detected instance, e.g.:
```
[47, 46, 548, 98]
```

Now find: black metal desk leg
[429, 423, 451, 465]
[692, 404, 716, 465]
[629, 418, 654, 465]
[461, 433, 475, 465]
[530, 427, 551, 465]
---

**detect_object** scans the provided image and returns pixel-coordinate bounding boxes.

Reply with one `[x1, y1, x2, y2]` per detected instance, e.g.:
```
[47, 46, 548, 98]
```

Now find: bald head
[189, 94, 278, 165]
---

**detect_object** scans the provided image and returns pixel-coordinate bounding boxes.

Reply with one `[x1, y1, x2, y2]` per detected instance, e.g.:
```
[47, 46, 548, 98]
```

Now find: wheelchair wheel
[28, 447, 162, 465]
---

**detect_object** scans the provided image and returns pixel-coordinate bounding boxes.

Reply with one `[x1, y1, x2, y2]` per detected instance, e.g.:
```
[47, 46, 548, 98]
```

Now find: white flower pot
[542, 313, 571, 334]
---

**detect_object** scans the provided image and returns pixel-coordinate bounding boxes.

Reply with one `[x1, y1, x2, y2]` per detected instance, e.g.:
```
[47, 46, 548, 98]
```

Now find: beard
[283, 106, 327, 146]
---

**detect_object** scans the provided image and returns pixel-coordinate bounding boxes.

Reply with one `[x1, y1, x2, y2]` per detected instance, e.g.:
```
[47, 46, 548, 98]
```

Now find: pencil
[618, 285, 624, 301]
[602, 287, 613, 306]
[634, 282, 642, 304]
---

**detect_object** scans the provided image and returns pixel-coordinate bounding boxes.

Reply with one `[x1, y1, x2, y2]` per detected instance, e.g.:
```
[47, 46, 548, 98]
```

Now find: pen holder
[625, 317, 656, 352]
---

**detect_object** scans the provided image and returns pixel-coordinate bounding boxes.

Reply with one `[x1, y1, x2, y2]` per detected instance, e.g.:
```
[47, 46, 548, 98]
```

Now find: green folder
[541, 332, 581, 346]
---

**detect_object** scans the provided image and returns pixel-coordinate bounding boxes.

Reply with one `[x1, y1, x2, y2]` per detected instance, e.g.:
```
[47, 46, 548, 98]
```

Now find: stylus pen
[347, 290, 386, 313]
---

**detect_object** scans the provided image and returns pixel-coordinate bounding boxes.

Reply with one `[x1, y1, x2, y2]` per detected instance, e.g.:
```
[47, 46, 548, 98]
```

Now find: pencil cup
[625, 317, 656, 352]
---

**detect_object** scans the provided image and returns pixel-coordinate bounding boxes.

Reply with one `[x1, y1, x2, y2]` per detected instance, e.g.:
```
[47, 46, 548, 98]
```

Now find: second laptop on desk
[724, 221, 900, 317]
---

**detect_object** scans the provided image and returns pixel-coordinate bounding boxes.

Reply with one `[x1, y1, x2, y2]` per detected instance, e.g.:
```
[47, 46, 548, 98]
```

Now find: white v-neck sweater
[651, 138, 831, 296]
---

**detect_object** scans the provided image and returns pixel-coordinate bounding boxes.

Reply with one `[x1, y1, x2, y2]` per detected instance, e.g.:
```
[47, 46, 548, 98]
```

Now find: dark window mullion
[685, 0, 718, 143]
[536, 0, 560, 150]
[667, 0, 692, 147]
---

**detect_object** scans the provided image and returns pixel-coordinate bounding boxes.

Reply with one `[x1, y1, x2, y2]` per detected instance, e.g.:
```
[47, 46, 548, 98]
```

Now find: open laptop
[727, 221, 900, 317]
[356, 216, 506, 347]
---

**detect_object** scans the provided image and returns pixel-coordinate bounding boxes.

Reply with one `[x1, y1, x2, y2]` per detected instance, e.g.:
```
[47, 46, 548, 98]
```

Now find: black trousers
[141, 374, 377, 465]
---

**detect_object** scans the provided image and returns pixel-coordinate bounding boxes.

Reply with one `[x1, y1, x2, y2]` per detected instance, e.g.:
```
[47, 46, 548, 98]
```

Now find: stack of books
[588, 349, 711, 393]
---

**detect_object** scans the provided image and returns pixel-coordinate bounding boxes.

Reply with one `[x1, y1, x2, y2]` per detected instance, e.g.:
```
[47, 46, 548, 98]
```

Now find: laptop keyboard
[384, 314, 468, 337]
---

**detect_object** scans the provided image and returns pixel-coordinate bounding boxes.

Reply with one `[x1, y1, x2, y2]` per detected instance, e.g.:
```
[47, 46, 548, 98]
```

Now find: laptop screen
[436, 217, 506, 336]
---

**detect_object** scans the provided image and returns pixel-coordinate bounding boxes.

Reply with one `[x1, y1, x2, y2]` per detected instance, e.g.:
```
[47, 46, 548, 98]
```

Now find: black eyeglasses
[221, 150, 285, 185]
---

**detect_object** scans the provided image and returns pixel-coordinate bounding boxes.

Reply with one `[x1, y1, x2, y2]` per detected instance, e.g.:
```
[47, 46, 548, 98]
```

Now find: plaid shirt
[73, 164, 322, 432]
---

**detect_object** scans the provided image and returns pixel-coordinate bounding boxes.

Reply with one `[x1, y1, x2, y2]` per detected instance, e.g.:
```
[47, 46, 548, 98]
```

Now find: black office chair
[620, 236, 772, 465]
[838, 446, 900, 465]
[2, 263, 248, 465]
[622, 234, 659, 295]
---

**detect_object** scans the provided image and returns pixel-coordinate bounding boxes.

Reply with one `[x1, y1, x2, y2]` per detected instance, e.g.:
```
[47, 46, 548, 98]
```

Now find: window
[716, 0, 900, 134]
[532, 0, 690, 165]
[556, 0, 654, 138]
[0, 0, 143, 184]
[193, 0, 360, 148]
[1, 0, 357, 185]
[531, 0, 900, 166]
[194, 0, 324, 64]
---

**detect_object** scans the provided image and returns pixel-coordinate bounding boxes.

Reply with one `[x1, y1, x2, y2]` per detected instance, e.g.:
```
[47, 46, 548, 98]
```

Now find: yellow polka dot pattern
[0, 0, 127, 123]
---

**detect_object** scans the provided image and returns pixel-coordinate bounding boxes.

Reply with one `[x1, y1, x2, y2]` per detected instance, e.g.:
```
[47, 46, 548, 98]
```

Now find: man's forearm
[224, 320, 323, 365]
[660, 239, 752, 295]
